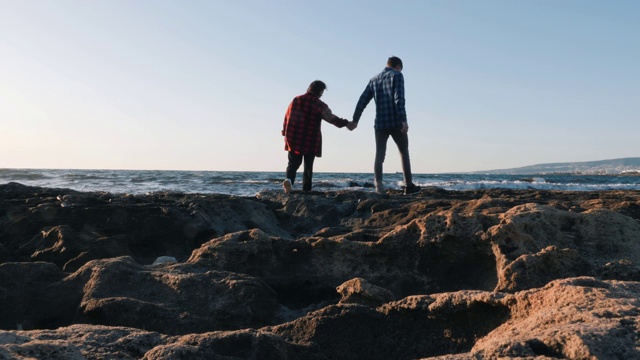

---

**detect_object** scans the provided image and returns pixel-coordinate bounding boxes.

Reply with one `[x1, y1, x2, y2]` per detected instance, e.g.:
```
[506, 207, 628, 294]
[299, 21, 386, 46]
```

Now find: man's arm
[352, 85, 373, 124]
[393, 73, 407, 123]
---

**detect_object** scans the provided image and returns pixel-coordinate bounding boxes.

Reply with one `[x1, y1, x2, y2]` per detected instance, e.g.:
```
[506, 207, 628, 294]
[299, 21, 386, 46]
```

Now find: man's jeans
[374, 128, 413, 188]
[286, 152, 316, 191]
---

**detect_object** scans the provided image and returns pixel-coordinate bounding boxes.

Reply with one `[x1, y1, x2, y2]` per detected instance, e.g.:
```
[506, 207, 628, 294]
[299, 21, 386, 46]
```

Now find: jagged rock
[3, 278, 637, 359]
[73, 256, 280, 334]
[141, 329, 312, 360]
[336, 277, 394, 307]
[471, 277, 640, 359]
[0, 324, 169, 360]
[17, 224, 134, 272]
[187, 227, 431, 308]
[0, 261, 80, 330]
[3, 183, 640, 358]
[0, 183, 289, 269]
[487, 203, 640, 291]
[268, 290, 511, 360]
[599, 259, 640, 281]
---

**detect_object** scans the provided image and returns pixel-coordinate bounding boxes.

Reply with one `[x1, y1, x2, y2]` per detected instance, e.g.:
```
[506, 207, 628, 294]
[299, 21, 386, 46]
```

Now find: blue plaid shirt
[353, 67, 407, 130]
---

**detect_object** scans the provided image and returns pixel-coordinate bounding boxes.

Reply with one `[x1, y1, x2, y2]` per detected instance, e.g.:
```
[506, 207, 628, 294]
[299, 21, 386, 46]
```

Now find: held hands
[346, 121, 358, 131]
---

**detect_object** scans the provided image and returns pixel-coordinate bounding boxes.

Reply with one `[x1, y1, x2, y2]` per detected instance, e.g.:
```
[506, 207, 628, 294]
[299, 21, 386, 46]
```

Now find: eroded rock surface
[2, 182, 640, 359]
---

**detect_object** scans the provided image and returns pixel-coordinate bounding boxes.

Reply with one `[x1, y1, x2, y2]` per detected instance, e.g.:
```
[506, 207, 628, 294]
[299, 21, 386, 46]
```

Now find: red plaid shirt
[282, 92, 348, 157]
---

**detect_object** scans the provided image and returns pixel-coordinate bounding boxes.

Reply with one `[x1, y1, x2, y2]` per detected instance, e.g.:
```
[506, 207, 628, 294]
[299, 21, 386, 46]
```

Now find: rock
[599, 259, 640, 281]
[472, 277, 640, 359]
[73, 256, 280, 334]
[487, 203, 640, 291]
[0, 324, 168, 360]
[141, 329, 308, 360]
[0, 183, 289, 268]
[17, 224, 134, 272]
[268, 290, 510, 359]
[0, 261, 80, 330]
[3, 183, 640, 358]
[152, 256, 178, 265]
[336, 277, 394, 307]
[3, 278, 637, 359]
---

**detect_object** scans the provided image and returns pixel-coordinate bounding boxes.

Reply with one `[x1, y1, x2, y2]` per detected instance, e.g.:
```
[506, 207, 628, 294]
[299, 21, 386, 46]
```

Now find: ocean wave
[207, 179, 273, 185]
[0, 173, 51, 181]
[2, 169, 640, 196]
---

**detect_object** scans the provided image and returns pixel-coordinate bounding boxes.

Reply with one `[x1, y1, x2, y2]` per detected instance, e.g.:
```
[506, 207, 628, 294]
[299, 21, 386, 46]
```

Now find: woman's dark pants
[286, 152, 316, 191]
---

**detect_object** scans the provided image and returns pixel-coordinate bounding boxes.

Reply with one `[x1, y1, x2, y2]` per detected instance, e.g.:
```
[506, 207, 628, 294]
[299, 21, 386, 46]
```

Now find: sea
[2, 168, 640, 197]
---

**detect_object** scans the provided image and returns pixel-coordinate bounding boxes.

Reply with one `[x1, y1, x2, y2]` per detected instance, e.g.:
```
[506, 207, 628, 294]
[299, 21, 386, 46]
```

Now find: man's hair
[387, 56, 403, 69]
[307, 80, 327, 96]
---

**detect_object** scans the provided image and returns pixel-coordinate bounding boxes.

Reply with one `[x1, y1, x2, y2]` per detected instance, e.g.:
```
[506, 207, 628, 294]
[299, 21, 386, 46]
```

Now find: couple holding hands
[281, 56, 420, 195]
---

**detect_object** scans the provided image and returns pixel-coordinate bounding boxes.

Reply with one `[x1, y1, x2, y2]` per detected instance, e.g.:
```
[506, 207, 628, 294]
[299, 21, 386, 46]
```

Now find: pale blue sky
[1, 0, 638, 173]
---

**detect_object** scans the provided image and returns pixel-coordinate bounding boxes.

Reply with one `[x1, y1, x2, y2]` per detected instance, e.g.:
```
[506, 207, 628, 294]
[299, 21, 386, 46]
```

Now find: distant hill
[477, 157, 640, 175]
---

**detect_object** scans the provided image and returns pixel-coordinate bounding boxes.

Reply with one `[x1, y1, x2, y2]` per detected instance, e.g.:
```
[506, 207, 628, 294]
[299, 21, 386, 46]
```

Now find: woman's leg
[302, 154, 316, 191]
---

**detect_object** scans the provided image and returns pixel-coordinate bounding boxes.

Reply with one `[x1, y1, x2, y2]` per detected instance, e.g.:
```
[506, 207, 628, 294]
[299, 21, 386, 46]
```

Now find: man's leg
[390, 129, 413, 186]
[302, 154, 316, 191]
[390, 129, 420, 194]
[374, 130, 391, 192]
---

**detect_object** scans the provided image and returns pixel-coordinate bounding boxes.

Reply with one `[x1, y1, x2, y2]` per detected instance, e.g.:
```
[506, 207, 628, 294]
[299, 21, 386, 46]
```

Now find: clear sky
[1, 0, 638, 173]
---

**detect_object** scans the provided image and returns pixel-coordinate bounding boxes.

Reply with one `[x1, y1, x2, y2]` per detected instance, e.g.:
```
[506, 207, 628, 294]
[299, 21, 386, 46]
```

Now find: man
[282, 80, 351, 193]
[351, 56, 420, 195]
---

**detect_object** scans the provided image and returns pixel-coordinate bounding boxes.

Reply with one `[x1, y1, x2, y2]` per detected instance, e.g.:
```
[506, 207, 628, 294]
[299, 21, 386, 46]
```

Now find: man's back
[353, 67, 406, 130]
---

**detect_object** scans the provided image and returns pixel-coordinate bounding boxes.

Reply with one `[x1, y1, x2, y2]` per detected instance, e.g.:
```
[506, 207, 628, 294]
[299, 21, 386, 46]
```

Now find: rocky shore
[1, 182, 640, 359]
